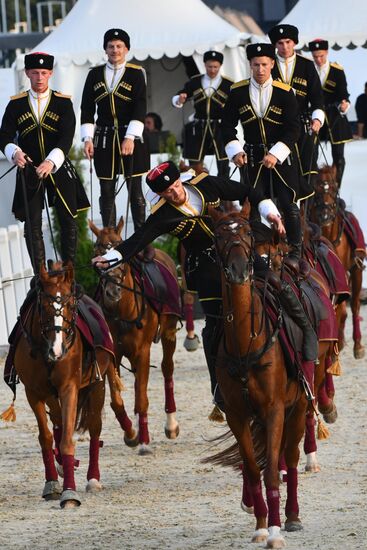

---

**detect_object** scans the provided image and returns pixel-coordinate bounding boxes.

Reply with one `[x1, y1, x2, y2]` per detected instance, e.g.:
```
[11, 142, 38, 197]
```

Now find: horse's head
[210, 201, 254, 285]
[312, 165, 339, 227]
[37, 261, 77, 363]
[252, 219, 284, 273]
[89, 217, 128, 305]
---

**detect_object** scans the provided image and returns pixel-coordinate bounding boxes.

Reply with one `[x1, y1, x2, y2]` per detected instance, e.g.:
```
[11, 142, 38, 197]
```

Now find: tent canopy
[18, 0, 249, 66]
[281, 0, 367, 49]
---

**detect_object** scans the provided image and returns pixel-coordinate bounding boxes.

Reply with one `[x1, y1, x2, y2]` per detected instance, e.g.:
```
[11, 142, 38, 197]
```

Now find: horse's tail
[201, 419, 267, 471]
[75, 386, 98, 433]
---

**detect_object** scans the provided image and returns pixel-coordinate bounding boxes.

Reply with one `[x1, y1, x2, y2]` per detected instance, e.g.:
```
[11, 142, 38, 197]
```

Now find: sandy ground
[0, 308, 366, 550]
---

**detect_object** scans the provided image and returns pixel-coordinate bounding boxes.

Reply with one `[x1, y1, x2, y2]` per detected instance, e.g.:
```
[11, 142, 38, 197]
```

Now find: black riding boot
[60, 222, 78, 265]
[334, 158, 345, 188]
[283, 203, 303, 272]
[24, 227, 45, 274]
[278, 281, 318, 362]
[99, 180, 116, 227]
[202, 316, 224, 410]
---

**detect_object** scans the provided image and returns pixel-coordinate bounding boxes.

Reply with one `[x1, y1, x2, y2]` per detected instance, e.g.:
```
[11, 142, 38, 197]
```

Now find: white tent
[280, 0, 367, 118]
[14, 0, 251, 138]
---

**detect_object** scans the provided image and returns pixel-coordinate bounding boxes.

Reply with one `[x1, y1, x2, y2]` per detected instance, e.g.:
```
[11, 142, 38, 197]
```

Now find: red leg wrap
[164, 377, 176, 413]
[266, 487, 281, 528]
[325, 372, 335, 398]
[304, 411, 317, 454]
[184, 303, 194, 332]
[318, 383, 332, 408]
[87, 437, 100, 481]
[42, 448, 58, 481]
[115, 409, 133, 432]
[250, 481, 268, 519]
[241, 470, 254, 508]
[138, 413, 150, 445]
[285, 467, 299, 517]
[62, 454, 76, 491]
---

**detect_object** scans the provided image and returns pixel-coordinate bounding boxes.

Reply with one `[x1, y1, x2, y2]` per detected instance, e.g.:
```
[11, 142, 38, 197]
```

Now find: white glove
[99, 248, 123, 271]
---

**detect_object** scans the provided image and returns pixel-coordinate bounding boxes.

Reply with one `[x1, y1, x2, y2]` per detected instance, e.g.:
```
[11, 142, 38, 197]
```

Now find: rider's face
[158, 179, 186, 206]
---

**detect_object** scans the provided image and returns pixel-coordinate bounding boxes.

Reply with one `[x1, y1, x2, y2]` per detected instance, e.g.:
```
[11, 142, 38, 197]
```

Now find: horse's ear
[241, 198, 251, 218]
[39, 263, 48, 280]
[207, 205, 221, 223]
[65, 260, 74, 283]
[331, 164, 337, 181]
[88, 219, 100, 237]
[116, 216, 124, 235]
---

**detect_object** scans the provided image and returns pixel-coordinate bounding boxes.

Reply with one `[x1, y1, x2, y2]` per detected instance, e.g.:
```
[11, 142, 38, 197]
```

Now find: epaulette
[272, 80, 292, 92]
[10, 91, 28, 100]
[150, 197, 166, 214]
[231, 79, 250, 90]
[54, 92, 72, 99]
[330, 61, 344, 70]
[126, 63, 142, 70]
[189, 172, 209, 186]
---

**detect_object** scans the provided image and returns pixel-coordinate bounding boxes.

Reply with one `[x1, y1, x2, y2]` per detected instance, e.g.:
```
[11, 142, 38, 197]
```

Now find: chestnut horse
[90, 218, 180, 455]
[254, 221, 340, 475]
[310, 165, 365, 359]
[11, 262, 135, 507]
[205, 202, 339, 547]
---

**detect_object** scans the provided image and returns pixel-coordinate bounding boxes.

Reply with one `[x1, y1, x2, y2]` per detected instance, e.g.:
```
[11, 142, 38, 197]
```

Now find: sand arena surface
[0, 312, 366, 550]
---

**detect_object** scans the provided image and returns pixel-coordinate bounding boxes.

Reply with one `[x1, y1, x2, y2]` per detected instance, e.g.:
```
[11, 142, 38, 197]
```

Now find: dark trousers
[24, 188, 77, 273]
[99, 176, 146, 229]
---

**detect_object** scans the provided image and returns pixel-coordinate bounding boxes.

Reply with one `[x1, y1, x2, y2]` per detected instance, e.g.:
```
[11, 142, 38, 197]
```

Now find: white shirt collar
[106, 61, 126, 71]
[29, 87, 50, 99]
[250, 76, 273, 90]
[277, 52, 296, 63]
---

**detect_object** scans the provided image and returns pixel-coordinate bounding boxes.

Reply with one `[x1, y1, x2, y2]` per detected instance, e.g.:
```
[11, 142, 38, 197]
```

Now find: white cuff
[102, 248, 123, 269]
[124, 134, 135, 141]
[225, 140, 244, 160]
[4, 143, 21, 164]
[172, 95, 183, 108]
[312, 108, 325, 126]
[269, 141, 290, 164]
[258, 199, 281, 220]
[81, 123, 95, 141]
[126, 120, 144, 138]
[339, 101, 350, 115]
[46, 148, 65, 173]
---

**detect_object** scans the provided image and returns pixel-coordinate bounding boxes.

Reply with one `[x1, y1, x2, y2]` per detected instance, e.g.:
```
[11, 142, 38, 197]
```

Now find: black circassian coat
[177, 74, 233, 161]
[272, 54, 324, 175]
[0, 90, 90, 221]
[318, 62, 353, 144]
[115, 173, 265, 303]
[222, 78, 312, 202]
[81, 63, 150, 179]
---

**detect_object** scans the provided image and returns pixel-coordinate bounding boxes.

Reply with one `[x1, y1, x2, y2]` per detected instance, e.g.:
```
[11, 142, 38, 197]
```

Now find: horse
[89, 217, 181, 455]
[204, 201, 338, 547]
[8, 261, 135, 507]
[253, 220, 340, 474]
[310, 165, 366, 359]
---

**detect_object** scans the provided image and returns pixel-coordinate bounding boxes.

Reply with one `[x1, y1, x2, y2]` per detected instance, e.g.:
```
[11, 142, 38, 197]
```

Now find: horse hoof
[183, 334, 200, 352]
[354, 346, 365, 359]
[267, 526, 286, 548]
[165, 424, 180, 439]
[323, 406, 338, 424]
[138, 444, 153, 456]
[86, 478, 102, 492]
[124, 433, 139, 448]
[42, 480, 62, 500]
[285, 520, 303, 532]
[305, 463, 321, 473]
[240, 501, 254, 514]
[251, 528, 268, 542]
[60, 489, 81, 508]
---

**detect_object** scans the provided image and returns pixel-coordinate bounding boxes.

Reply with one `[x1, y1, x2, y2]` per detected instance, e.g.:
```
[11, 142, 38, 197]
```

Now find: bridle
[214, 217, 254, 284]
[313, 179, 339, 227]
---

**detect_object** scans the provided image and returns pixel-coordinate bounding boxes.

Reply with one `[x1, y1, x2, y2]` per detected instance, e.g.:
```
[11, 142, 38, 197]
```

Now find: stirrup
[300, 374, 315, 401]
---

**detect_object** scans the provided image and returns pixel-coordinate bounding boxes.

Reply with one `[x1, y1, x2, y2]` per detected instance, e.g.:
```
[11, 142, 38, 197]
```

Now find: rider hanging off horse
[0, 52, 89, 275]
[92, 156, 318, 415]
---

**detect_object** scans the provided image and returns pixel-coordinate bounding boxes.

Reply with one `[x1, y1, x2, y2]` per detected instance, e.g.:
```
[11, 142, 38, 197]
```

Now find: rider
[309, 39, 353, 187]
[0, 52, 89, 274]
[268, 24, 325, 188]
[92, 160, 318, 409]
[172, 50, 233, 178]
[222, 42, 311, 271]
[80, 28, 150, 232]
